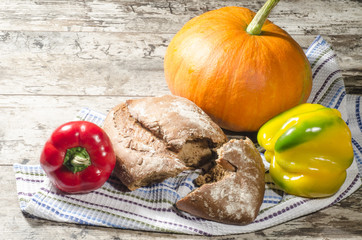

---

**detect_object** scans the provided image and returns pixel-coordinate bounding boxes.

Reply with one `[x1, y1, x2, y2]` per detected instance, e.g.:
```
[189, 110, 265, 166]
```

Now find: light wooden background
[1, 0, 361, 239]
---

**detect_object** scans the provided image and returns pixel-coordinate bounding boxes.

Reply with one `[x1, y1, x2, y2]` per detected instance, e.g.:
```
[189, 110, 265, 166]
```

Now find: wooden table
[1, 0, 361, 239]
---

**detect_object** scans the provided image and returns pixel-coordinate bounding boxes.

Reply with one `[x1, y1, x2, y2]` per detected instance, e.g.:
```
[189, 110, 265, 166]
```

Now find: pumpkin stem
[246, 0, 280, 35]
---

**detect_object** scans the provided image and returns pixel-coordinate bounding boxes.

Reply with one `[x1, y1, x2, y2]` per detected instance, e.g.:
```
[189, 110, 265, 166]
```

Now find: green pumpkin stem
[246, 0, 280, 35]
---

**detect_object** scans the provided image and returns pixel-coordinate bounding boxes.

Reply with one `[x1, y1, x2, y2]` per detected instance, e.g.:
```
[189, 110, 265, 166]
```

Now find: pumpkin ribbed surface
[164, 6, 312, 132]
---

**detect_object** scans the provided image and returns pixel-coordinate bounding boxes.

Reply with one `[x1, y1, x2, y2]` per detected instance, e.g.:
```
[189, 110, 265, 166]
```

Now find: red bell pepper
[40, 121, 116, 193]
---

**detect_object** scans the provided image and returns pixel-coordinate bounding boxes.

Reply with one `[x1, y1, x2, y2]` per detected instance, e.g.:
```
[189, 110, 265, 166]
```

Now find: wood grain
[0, 31, 360, 95]
[0, 0, 361, 34]
[1, 0, 361, 239]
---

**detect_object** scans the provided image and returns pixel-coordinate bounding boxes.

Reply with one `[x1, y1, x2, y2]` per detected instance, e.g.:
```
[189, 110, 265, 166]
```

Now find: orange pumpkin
[164, 0, 312, 132]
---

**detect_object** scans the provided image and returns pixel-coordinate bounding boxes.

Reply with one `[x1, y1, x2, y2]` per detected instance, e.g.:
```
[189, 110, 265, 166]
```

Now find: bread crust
[176, 138, 265, 225]
[126, 95, 227, 150]
[103, 95, 228, 190]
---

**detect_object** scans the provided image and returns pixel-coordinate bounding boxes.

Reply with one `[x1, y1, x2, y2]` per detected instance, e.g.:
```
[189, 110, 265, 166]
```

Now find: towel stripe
[315, 77, 343, 104]
[35, 189, 207, 235]
[332, 91, 346, 109]
[355, 96, 362, 130]
[305, 35, 322, 57]
[255, 199, 309, 223]
[312, 54, 337, 79]
[14, 173, 190, 210]
[312, 70, 341, 103]
[310, 45, 333, 69]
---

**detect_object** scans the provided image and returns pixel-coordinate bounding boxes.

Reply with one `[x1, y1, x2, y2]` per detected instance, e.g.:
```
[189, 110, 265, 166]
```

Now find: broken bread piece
[176, 138, 265, 225]
[102, 95, 228, 191]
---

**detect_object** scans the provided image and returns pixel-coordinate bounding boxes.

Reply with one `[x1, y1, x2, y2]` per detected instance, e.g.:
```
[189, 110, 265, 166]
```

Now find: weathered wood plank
[343, 70, 362, 95]
[0, 95, 145, 165]
[0, 31, 169, 96]
[0, 0, 361, 35]
[2, 165, 361, 239]
[0, 31, 361, 96]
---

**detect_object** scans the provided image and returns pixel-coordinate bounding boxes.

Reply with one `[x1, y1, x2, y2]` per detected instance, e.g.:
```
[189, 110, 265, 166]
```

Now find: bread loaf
[103, 95, 265, 225]
[103, 95, 228, 190]
[176, 138, 265, 225]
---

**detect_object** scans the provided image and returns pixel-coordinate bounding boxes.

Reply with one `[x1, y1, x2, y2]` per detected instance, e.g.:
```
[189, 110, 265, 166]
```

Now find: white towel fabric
[14, 36, 362, 236]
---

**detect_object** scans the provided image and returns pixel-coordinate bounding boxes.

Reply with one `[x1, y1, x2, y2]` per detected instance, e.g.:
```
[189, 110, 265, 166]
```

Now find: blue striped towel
[14, 36, 362, 236]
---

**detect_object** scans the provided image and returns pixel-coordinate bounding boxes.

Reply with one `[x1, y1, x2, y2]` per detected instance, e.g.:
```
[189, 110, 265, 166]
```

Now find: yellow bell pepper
[257, 103, 354, 198]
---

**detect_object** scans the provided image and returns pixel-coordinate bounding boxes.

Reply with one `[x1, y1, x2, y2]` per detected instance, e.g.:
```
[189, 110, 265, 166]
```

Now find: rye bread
[176, 138, 265, 225]
[102, 95, 228, 190]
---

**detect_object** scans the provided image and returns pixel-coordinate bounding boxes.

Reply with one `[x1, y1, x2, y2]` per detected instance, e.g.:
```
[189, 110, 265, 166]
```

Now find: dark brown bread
[102, 95, 228, 190]
[176, 138, 265, 225]
[103, 95, 265, 225]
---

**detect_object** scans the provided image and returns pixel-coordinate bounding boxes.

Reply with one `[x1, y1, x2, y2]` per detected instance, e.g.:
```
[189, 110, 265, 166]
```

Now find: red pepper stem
[63, 147, 91, 173]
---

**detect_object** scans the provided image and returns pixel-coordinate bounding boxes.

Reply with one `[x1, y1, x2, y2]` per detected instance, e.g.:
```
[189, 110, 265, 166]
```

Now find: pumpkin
[164, 0, 312, 132]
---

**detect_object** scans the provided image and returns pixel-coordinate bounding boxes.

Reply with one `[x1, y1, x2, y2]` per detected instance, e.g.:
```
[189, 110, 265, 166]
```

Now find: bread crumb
[194, 163, 232, 186]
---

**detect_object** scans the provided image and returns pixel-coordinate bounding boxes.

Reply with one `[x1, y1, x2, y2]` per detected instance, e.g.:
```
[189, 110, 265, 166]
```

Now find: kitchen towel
[14, 36, 362, 236]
